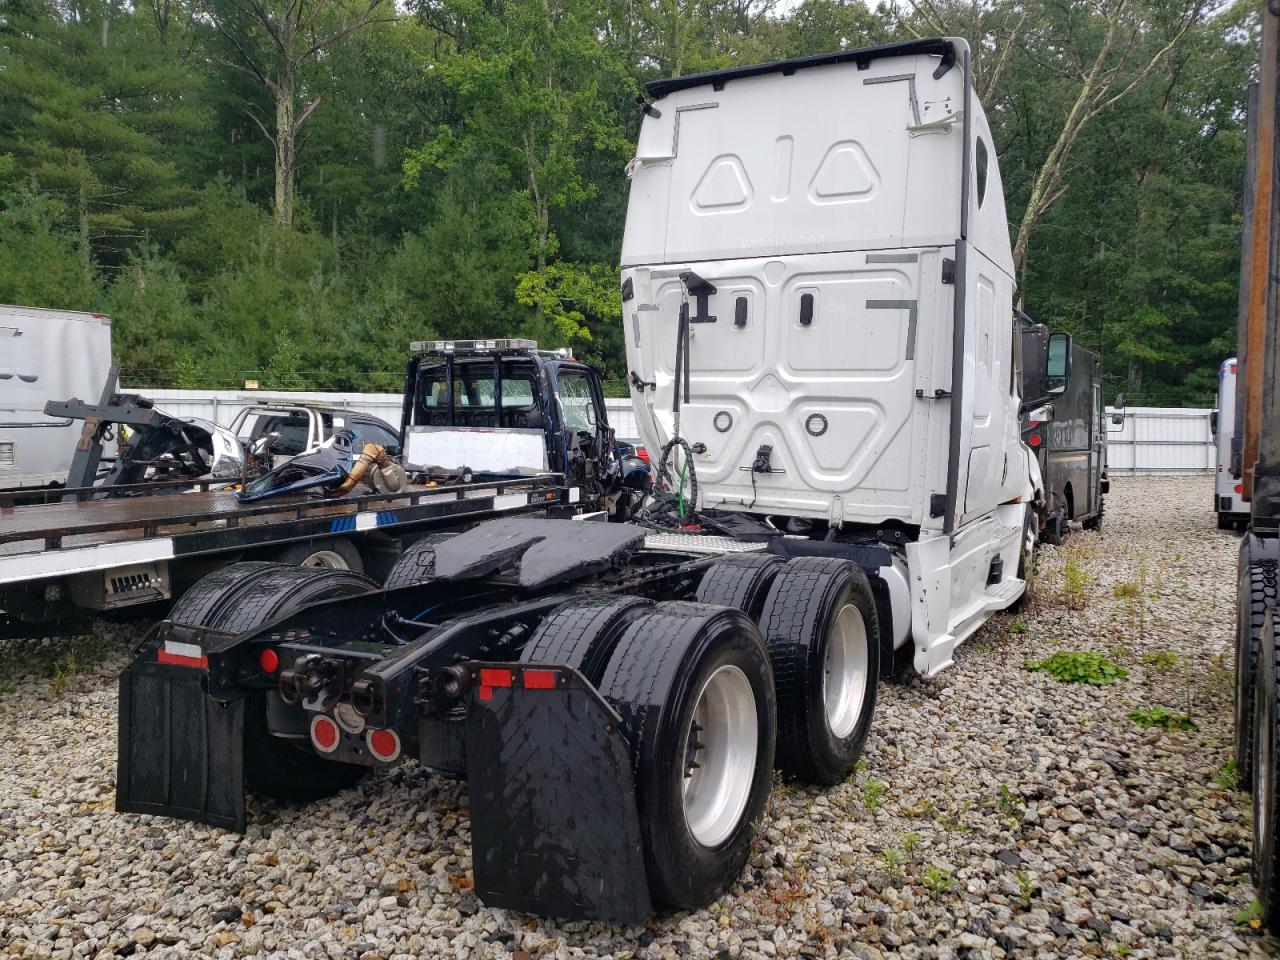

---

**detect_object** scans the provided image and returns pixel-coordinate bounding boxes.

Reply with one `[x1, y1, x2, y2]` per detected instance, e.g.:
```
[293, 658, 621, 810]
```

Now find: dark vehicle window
[558, 370, 598, 433]
[413, 360, 539, 424]
[251, 413, 310, 456]
[352, 418, 401, 455]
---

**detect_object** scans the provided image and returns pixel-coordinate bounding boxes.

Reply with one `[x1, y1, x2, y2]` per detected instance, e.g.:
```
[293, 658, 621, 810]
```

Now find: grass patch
[1215, 760, 1239, 791]
[1113, 581, 1140, 599]
[1140, 651, 1179, 669]
[1061, 550, 1091, 610]
[1128, 706, 1194, 731]
[1026, 651, 1128, 686]
[1006, 618, 1029, 635]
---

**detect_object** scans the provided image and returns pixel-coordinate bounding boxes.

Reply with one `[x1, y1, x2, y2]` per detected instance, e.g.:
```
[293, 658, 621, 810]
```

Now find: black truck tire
[270, 537, 364, 573]
[759, 557, 880, 786]
[520, 594, 652, 685]
[383, 533, 457, 589]
[1252, 608, 1280, 934]
[695, 553, 785, 619]
[168, 561, 279, 626]
[599, 602, 775, 910]
[1042, 511, 1066, 546]
[173, 562, 378, 802]
[1010, 509, 1037, 613]
[1237, 546, 1277, 789]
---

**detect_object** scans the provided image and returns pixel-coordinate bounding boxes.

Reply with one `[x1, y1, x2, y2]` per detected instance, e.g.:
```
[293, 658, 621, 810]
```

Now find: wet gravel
[1, 475, 1274, 958]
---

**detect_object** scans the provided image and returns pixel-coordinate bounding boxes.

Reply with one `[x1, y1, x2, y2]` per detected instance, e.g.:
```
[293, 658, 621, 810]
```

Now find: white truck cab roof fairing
[621, 38, 1024, 533]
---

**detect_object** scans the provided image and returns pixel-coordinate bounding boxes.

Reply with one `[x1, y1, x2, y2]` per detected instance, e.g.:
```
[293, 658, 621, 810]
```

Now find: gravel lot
[1, 475, 1274, 959]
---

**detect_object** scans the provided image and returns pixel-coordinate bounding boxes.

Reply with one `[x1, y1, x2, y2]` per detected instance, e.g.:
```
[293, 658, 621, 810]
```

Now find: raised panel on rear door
[632, 251, 938, 523]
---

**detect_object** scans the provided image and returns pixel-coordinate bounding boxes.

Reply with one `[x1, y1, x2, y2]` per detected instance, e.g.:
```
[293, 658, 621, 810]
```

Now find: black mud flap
[116, 656, 246, 832]
[466, 663, 652, 924]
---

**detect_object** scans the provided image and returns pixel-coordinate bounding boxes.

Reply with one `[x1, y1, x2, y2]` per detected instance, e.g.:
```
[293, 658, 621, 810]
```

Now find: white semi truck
[621, 36, 1041, 678]
[112, 38, 1052, 924]
[0, 304, 112, 490]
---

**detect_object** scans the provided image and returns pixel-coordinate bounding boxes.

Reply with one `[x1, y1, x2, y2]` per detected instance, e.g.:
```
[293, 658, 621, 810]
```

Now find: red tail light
[1237, 483, 1244, 494]
[479, 668, 513, 687]
[259, 649, 279, 674]
[311, 715, 340, 753]
[523, 669, 557, 690]
[1029, 434, 1041, 447]
[637, 447, 651, 464]
[366, 728, 402, 762]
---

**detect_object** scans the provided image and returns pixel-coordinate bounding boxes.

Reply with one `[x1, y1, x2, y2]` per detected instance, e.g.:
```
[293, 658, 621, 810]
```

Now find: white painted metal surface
[619, 40, 1025, 531]
[1213, 358, 1247, 513]
[404, 426, 548, 473]
[1, 305, 112, 488]
[1105, 406, 1215, 475]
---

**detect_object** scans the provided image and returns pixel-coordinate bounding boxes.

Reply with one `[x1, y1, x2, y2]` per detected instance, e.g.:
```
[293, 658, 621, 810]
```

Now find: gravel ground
[1, 475, 1274, 959]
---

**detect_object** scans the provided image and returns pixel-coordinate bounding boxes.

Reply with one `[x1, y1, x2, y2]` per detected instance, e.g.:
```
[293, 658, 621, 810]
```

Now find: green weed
[1128, 706, 1195, 731]
[862, 779, 885, 810]
[1026, 651, 1128, 685]
[1235, 898, 1263, 929]
[1140, 651, 1179, 670]
[1214, 760, 1239, 791]
[921, 866, 954, 894]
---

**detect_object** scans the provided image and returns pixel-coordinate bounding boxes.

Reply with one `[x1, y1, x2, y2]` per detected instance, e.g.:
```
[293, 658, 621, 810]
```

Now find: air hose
[657, 436, 699, 523]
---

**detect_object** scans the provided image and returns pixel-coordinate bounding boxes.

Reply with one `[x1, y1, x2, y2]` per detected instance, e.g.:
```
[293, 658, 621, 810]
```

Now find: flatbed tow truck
[1, 339, 608, 635]
[114, 38, 1048, 923]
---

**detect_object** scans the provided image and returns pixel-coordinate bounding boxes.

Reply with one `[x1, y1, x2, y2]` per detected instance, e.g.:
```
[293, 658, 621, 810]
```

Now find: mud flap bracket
[465, 663, 652, 923]
[116, 656, 246, 831]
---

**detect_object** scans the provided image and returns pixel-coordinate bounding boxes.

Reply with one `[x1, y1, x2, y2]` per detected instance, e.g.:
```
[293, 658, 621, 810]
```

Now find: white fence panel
[130, 389, 1215, 475]
[1105, 406, 1214, 475]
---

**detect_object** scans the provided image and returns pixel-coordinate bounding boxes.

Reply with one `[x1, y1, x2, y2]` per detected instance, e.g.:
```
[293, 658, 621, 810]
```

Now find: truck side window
[558, 371, 598, 433]
[976, 138, 989, 209]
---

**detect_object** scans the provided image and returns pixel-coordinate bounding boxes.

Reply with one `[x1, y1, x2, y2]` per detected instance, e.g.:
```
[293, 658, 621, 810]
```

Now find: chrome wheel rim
[823, 604, 868, 739]
[301, 550, 348, 569]
[682, 664, 757, 848]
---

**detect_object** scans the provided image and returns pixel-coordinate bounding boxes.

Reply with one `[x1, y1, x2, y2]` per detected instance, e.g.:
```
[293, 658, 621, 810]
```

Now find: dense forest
[0, 0, 1260, 403]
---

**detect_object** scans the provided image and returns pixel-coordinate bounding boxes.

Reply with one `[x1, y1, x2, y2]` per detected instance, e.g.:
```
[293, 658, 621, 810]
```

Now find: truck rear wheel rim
[682, 663, 757, 848]
[301, 550, 348, 570]
[823, 604, 868, 739]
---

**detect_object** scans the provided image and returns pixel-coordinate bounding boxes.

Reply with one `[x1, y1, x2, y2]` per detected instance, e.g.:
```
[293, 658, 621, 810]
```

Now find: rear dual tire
[167, 562, 378, 803]
[1253, 608, 1280, 935]
[1237, 545, 1278, 790]
[598, 602, 776, 909]
[759, 557, 880, 786]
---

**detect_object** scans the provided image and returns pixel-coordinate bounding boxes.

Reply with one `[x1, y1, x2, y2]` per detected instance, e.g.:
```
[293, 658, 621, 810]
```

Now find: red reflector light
[479, 668, 513, 688]
[523, 669, 558, 690]
[259, 649, 279, 674]
[311, 715, 339, 753]
[637, 448, 651, 463]
[366, 728, 402, 762]
[1237, 483, 1244, 494]
[1029, 434, 1041, 447]
[1231, 362, 1238, 374]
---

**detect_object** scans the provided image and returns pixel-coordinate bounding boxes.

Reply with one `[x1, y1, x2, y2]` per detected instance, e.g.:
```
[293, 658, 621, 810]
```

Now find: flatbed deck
[0, 477, 579, 586]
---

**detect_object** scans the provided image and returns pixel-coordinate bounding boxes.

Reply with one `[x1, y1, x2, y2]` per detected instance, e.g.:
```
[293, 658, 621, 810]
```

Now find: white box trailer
[0, 304, 112, 489]
[621, 38, 1037, 677]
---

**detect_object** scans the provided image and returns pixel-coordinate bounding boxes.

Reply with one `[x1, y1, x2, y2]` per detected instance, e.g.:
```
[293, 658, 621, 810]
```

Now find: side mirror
[1110, 392, 1126, 427]
[1210, 410, 1219, 436]
[1045, 332, 1071, 396]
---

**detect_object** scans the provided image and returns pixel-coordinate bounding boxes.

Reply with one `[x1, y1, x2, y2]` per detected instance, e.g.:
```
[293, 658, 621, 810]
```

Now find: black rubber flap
[116, 658, 245, 832]
[466, 664, 652, 923]
[432, 518, 646, 589]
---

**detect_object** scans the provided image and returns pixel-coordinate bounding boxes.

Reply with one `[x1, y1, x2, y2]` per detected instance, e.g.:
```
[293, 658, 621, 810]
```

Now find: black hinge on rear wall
[930, 494, 946, 518]
[941, 258, 956, 284]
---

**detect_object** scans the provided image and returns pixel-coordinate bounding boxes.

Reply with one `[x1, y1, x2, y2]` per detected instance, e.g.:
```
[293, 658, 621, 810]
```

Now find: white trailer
[0, 304, 112, 490]
[1214, 356, 1248, 528]
[621, 37, 1037, 678]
